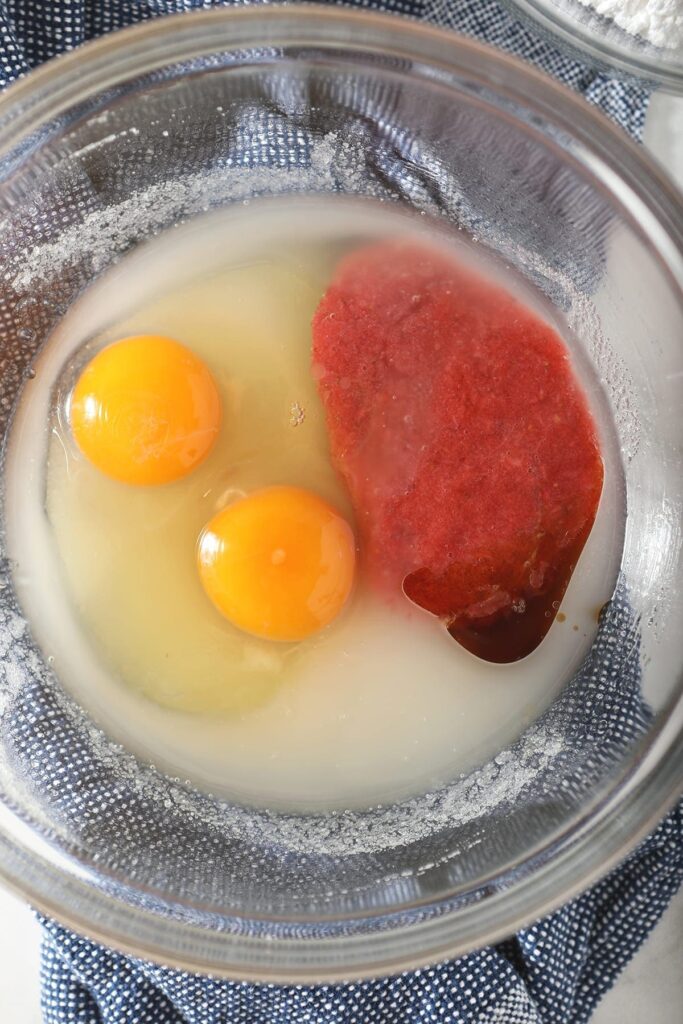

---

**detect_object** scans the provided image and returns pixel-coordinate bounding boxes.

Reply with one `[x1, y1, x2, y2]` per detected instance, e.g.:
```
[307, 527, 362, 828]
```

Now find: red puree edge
[312, 241, 604, 663]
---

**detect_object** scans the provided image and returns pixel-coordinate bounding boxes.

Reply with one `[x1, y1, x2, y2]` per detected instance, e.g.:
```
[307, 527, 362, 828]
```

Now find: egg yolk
[197, 486, 356, 642]
[70, 335, 221, 485]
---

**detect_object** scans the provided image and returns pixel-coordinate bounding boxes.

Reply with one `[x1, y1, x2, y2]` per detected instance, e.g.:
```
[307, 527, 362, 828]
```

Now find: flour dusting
[576, 0, 683, 49]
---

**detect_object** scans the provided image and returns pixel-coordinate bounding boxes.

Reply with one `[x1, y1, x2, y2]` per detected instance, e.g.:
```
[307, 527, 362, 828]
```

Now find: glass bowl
[501, 0, 683, 91]
[0, 7, 681, 982]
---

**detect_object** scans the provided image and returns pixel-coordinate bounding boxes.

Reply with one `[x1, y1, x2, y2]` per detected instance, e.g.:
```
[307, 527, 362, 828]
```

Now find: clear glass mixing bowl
[500, 0, 683, 90]
[0, 7, 681, 982]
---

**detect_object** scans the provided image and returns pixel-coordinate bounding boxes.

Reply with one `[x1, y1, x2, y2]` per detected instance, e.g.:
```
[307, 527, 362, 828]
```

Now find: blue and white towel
[0, 0, 652, 136]
[0, 3, 680, 1024]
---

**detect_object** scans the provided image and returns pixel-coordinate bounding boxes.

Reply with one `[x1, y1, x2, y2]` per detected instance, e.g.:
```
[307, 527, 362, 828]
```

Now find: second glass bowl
[503, 0, 683, 90]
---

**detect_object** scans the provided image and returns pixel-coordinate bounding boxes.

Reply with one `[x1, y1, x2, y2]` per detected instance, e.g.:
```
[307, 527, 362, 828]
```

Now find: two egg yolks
[70, 335, 355, 641]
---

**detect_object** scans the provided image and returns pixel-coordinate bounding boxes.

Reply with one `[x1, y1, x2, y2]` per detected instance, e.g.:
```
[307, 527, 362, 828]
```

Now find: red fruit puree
[312, 241, 604, 663]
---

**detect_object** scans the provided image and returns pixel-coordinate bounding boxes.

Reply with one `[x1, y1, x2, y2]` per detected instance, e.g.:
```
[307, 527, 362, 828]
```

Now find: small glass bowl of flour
[503, 0, 682, 90]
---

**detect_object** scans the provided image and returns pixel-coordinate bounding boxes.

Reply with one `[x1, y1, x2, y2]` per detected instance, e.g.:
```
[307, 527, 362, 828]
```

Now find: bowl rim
[0, 4, 681, 982]
[500, 0, 683, 92]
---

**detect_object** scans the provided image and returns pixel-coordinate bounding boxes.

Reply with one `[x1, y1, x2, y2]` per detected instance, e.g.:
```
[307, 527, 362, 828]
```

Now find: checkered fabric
[0, 3, 680, 1024]
[0, 0, 650, 136]
[37, 811, 683, 1024]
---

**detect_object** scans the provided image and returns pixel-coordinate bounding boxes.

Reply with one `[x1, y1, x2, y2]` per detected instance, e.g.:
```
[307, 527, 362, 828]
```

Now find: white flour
[577, 0, 683, 49]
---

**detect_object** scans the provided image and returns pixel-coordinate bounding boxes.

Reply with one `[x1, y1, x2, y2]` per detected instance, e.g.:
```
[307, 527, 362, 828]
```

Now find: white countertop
[0, 91, 681, 1024]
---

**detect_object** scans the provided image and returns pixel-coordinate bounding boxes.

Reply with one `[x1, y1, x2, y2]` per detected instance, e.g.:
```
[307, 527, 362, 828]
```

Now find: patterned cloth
[38, 809, 683, 1023]
[0, 0, 650, 137]
[0, 3, 680, 1024]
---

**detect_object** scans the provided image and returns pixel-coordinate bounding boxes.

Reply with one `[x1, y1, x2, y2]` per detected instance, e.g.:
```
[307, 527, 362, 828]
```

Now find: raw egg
[197, 485, 356, 641]
[8, 198, 619, 809]
[70, 334, 221, 485]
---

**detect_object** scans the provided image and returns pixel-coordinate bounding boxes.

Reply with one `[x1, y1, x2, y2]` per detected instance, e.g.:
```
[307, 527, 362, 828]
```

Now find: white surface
[0, 888, 41, 1023]
[0, 93, 681, 1024]
[643, 91, 683, 189]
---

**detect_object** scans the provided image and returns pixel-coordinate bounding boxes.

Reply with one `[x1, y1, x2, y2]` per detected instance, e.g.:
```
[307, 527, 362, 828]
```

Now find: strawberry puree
[312, 241, 604, 662]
